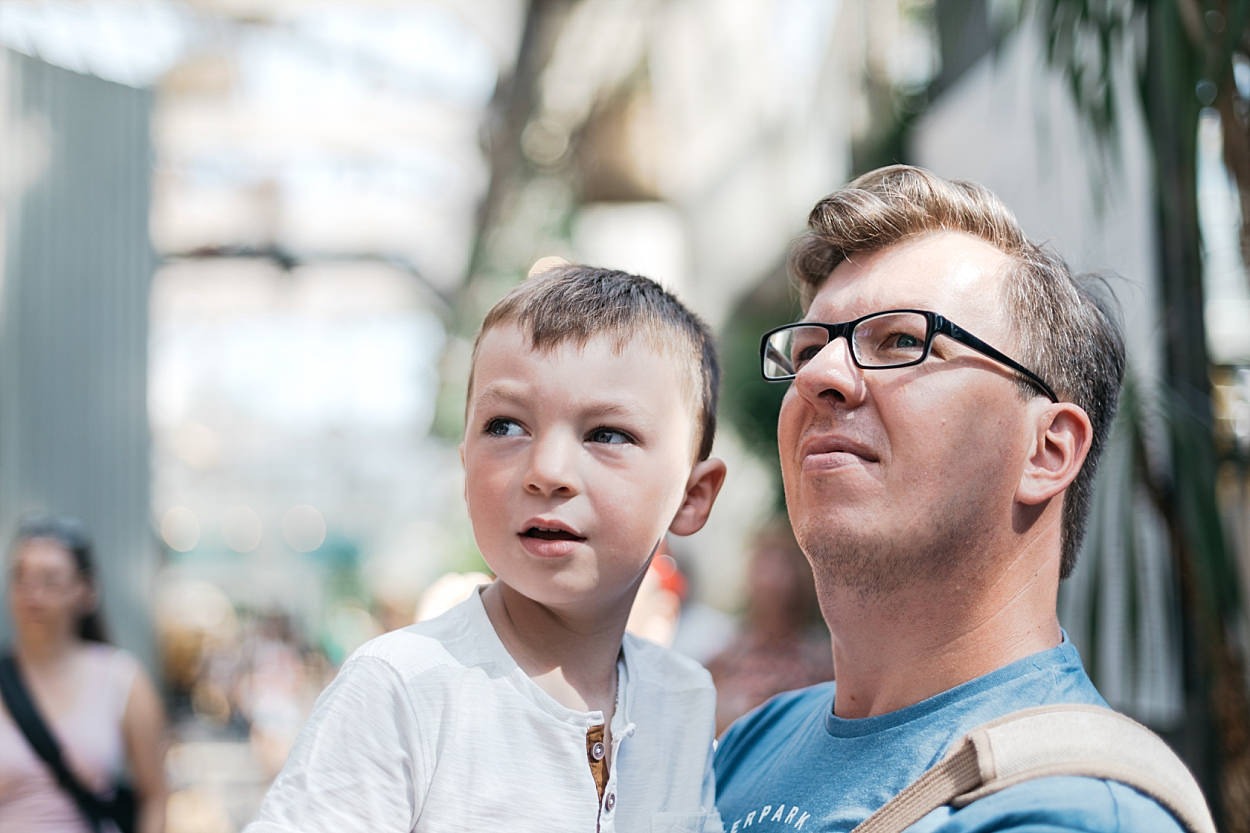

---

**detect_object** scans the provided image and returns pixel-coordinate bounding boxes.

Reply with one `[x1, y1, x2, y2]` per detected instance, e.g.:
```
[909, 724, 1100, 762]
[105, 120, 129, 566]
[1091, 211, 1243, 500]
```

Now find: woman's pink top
[0, 643, 137, 832]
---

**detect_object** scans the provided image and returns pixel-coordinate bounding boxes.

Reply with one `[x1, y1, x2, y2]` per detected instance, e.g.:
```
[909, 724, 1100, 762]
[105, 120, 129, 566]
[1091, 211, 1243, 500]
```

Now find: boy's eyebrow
[469, 382, 521, 404]
[470, 382, 653, 421]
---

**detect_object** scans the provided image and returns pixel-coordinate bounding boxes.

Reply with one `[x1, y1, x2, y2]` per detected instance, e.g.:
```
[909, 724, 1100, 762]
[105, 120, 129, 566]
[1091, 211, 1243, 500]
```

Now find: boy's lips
[518, 519, 586, 558]
[518, 519, 586, 541]
[524, 527, 584, 540]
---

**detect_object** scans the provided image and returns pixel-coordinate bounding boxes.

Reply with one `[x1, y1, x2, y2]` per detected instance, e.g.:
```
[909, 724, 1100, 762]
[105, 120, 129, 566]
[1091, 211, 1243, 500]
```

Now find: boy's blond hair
[470, 264, 719, 461]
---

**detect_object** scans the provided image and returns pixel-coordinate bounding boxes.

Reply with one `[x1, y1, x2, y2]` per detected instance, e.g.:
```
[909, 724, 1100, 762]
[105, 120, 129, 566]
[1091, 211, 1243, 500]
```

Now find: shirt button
[605, 792, 616, 812]
[590, 741, 606, 761]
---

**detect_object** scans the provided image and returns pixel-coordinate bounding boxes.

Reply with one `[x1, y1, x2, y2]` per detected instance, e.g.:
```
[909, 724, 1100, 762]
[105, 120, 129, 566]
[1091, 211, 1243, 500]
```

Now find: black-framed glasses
[760, 308, 1058, 402]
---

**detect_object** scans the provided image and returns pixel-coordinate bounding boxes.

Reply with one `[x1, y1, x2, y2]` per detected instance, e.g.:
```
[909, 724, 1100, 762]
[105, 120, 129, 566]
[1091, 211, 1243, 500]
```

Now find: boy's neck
[481, 582, 623, 717]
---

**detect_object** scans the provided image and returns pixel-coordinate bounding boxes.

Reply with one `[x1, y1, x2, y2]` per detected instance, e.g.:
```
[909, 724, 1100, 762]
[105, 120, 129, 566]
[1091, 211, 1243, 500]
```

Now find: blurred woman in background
[0, 515, 168, 832]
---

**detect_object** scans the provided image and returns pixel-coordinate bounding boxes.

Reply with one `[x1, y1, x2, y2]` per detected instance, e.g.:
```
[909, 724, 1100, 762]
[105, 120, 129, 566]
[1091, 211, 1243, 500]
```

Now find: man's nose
[792, 335, 867, 406]
[524, 433, 580, 496]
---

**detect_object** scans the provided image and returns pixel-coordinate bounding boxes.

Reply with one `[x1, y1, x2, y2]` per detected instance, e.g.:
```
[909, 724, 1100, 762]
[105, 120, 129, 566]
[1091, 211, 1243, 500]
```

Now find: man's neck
[820, 565, 1062, 719]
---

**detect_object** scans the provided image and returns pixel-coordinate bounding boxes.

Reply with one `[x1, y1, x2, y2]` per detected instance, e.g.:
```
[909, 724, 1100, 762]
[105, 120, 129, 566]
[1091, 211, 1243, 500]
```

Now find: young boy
[245, 263, 728, 832]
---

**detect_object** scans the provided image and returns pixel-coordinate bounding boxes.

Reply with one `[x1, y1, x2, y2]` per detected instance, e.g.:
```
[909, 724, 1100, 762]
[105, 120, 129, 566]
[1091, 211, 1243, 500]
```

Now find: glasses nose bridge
[785, 321, 859, 383]
[821, 320, 860, 366]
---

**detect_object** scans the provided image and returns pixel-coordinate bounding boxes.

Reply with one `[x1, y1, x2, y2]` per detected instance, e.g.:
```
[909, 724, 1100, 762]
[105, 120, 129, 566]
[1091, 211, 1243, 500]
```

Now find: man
[713, 165, 1190, 832]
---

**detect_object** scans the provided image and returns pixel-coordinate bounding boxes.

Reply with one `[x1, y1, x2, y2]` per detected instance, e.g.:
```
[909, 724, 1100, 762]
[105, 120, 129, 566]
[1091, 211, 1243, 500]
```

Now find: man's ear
[669, 458, 728, 536]
[1017, 403, 1093, 506]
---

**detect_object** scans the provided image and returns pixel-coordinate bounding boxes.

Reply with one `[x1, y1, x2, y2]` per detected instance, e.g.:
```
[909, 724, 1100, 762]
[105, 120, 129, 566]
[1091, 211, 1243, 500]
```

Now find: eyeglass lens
[763, 311, 930, 378]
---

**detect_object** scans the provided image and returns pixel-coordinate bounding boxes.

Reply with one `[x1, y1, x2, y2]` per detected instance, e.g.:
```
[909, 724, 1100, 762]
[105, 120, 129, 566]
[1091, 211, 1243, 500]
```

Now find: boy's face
[461, 323, 706, 619]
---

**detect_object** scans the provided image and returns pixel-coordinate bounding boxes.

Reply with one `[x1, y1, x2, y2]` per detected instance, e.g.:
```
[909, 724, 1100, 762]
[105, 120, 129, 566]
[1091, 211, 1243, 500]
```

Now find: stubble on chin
[791, 497, 990, 604]
[798, 527, 926, 602]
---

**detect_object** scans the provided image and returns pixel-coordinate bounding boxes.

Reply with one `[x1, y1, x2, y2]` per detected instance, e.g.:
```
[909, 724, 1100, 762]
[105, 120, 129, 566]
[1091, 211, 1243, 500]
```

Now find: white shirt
[245, 589, 722, 833]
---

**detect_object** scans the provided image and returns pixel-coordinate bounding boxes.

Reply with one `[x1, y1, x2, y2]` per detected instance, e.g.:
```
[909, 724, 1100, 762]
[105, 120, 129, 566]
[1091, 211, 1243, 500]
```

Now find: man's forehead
[808, 232, 1011, 317]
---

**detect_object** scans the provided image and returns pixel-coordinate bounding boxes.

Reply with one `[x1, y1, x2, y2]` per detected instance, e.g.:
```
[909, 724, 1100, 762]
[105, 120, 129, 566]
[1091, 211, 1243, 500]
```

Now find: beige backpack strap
[851, 704, 1216, 833]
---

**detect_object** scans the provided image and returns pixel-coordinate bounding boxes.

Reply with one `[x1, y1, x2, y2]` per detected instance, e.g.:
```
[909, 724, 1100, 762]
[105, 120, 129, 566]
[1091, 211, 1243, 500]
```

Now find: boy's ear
[528, 255, 571, 277]
[1017, 402, 1092, 506]
[668, 457, 728, 536]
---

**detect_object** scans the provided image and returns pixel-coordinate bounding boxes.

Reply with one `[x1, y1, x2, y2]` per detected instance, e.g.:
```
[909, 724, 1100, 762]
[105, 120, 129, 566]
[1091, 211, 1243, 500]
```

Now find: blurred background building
[0, 1, 1247, 831]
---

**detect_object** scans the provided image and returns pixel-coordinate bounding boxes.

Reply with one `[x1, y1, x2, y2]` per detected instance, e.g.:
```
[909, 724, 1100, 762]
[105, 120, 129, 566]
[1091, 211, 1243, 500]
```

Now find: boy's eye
[485, 418, 524, 437]
[587, 427, 634, 445]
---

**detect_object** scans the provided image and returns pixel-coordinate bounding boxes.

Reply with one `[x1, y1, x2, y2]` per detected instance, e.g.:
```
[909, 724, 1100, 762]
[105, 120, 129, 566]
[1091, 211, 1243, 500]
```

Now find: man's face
[460, 323, 702, 619]
[778, 231, 1038, 596]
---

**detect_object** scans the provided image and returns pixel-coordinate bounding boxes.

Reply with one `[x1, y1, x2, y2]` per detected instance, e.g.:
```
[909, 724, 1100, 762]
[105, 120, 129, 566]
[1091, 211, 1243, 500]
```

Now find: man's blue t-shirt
[713, 640, 1186, 832]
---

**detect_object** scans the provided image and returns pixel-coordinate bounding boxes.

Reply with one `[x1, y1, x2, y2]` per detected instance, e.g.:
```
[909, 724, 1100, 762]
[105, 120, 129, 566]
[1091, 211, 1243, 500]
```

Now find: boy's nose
[524, 434, 580, 497]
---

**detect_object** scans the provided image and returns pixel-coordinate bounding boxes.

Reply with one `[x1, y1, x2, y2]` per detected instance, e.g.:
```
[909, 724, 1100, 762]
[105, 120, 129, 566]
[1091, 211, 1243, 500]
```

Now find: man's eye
[793, 344, 824, 368]
[587, 427, 634, 445]
[485, 418, 524, 437]
[869, 331, 926, 359]
[885, 332, 923, 349]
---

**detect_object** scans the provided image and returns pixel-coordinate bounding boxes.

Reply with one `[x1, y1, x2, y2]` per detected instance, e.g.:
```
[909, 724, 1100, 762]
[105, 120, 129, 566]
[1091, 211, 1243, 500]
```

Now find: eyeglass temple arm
[943, 321, 1059, 402]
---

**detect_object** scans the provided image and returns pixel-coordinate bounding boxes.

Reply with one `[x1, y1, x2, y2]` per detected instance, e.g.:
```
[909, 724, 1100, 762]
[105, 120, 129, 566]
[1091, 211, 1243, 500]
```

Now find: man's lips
[799, 435, 879, 464]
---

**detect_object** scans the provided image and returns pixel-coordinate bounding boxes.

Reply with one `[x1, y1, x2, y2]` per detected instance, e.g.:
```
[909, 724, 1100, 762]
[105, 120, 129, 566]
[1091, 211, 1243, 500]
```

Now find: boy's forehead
[479, 319, 677, 360]
[470, 322, 699, 402]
